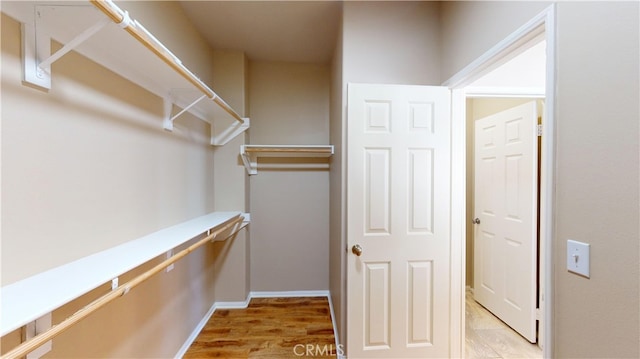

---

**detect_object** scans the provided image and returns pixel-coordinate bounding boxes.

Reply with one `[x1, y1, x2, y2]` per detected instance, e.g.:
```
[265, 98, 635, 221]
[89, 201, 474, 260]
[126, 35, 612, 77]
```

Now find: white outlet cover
[567, 239, 590, 278]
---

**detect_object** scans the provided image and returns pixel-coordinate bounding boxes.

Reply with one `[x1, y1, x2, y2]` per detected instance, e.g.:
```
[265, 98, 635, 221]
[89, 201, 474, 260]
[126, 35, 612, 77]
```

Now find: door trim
[444, 5, 556, 357]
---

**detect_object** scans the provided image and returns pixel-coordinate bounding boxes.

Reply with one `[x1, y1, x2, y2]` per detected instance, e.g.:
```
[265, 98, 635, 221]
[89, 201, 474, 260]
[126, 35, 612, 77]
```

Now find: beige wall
[553, 3, 639, 357]
[329, 5, 345, 346]
[248, 61, 330, 292]
[343, 1, 441, 85]
[1, 1, 249, 356]
[116, 1, 216, 86]
[1, 3, 218, 284]
[443, 2, 639, 357]
[211, 50, 251, 302]
[440, 1, 551, 82]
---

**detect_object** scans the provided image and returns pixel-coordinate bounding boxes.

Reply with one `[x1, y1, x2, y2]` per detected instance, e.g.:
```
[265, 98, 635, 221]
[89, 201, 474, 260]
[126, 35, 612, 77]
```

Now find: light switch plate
[567, 239, 590, 278]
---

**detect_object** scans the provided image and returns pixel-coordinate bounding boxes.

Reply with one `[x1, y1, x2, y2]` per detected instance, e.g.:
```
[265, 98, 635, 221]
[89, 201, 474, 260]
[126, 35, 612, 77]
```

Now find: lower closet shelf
[0, 211, 249, 337]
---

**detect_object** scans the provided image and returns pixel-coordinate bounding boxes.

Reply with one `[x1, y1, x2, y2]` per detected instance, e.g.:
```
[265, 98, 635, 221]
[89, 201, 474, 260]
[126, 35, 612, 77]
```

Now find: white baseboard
[250, 290, 330, 298]
[175, 290, 341, 358]
[215, 298, 252, 309]
[326, 292, 344, 359]
[175, 297, 251, 358]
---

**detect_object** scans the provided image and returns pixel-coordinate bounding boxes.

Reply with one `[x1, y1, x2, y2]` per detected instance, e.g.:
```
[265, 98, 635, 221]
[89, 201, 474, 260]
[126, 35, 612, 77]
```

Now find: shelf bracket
[240, 146, 259, 176]
[22, 7, 110, 90]
[163, 94, 207, 131]
[38, 18, 111, 72]
[23, 313, 52, 359]
[162, 96, 174, 131]
[211, 118, 250, 146]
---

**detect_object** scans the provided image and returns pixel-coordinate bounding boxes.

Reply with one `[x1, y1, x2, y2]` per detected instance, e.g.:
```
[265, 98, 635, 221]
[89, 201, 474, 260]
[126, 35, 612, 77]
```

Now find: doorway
[467, 98, 543, 358]
[446, 5, 556, 357]
[466, 41, 545, 353]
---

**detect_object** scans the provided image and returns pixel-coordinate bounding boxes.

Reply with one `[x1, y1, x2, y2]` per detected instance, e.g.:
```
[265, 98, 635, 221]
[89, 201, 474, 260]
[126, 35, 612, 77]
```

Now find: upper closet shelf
[240, 145, 334, 175]
[2, 0, 248, 146]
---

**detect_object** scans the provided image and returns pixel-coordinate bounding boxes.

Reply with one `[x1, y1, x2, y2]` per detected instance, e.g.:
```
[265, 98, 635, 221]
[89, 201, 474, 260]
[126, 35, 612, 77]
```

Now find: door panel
[347, 84, 451, 358]
[364, 262, 390, 348]
[407, 260, 433, 345]
[365, 149, 390, 234]
[473, 101, 538, 343]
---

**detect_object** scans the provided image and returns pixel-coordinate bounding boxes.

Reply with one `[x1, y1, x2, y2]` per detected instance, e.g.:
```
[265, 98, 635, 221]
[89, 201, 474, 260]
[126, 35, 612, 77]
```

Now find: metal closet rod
[1, 214, 245, 359]
[89, 0, 244, 124]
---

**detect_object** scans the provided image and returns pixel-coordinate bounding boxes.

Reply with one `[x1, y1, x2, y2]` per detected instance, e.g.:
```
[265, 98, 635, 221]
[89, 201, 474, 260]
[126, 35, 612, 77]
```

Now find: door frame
[444, 5, 556, 357]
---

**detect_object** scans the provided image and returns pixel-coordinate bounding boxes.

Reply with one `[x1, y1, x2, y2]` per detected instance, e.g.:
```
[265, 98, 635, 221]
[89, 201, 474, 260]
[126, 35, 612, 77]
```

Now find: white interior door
[473, 101, 538, 343]
[346, 84, 451, 358]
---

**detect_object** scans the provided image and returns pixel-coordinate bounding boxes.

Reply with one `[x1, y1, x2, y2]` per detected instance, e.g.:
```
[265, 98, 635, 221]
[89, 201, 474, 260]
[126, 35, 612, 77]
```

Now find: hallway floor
[466, 289, 543, 358]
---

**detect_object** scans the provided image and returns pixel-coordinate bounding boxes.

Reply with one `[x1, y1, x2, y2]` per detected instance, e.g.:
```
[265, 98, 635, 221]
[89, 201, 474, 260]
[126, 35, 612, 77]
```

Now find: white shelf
[240, 145, 334, 175]
[0, 212, 249, 337]
[1, 1, 249, 146]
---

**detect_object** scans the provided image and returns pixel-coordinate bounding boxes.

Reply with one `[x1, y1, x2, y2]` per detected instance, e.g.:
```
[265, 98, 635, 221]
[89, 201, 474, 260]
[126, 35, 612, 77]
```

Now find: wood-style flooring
[466, 289, 543, 359]
[184, 297, 336, 358]
[185, 292, 540, 359]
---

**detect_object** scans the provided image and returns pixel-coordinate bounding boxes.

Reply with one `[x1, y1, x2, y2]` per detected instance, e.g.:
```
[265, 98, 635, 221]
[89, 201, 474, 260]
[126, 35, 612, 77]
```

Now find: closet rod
[88, 0, 244, 124]
[243, 147, 334, 154]
[1, 214, 245, 359]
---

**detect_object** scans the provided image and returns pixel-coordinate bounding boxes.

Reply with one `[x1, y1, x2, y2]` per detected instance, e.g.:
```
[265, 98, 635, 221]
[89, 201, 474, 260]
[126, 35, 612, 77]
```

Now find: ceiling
[179, 1, 342, 64]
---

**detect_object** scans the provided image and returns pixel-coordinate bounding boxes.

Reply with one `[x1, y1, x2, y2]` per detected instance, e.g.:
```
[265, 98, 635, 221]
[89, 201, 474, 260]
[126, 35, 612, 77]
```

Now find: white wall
[248, 61, 330, 292]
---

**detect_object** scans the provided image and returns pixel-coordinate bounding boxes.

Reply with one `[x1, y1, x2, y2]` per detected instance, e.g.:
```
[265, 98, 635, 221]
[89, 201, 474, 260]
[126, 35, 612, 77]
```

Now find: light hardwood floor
[184, 297, 336, 358]
[466, 290, 543, 359]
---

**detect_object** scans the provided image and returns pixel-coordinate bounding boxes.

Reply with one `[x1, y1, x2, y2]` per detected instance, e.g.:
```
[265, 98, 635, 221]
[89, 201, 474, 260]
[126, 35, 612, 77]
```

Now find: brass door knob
[352, 244, 363, 256]
[472, 218, 481, 224]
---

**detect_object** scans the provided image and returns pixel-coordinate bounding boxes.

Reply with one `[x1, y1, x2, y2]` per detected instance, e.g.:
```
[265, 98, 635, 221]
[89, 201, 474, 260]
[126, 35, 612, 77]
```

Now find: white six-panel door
[347, 84, 451, 358]
[473, 101, 538, 343]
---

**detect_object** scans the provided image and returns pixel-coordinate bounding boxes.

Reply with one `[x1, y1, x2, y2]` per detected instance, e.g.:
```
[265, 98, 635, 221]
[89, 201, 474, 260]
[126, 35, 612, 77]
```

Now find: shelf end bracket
[211, 118, 250, 147]
[239, 145, 258, 175]
[163, 94, 208, 131]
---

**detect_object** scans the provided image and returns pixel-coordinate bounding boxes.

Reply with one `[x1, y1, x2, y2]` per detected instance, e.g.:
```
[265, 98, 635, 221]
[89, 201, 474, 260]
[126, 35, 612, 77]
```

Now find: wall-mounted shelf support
[22, 21, 51, 90]
[212, 118, 251, 146]
[23, 6, 111, 91]
[37, 18, 111, 73]
[240, 145, 334, 175]
[163, 94, 207, 131]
